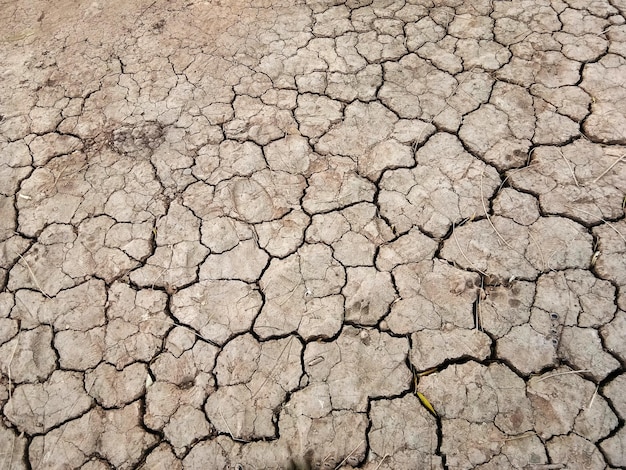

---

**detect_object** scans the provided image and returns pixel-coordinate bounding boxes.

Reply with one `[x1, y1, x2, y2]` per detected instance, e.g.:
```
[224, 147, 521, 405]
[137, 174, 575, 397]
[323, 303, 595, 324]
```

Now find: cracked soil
[1, 0, 626, 468]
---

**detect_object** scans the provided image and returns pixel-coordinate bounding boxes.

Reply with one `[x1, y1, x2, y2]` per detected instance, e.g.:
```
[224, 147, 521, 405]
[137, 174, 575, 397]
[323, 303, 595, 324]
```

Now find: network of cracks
[1, 0, 626, 468]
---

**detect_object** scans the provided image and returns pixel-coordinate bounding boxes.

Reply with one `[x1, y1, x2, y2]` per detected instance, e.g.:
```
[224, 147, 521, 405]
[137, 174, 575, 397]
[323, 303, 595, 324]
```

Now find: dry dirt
[1, 0, 626, 469]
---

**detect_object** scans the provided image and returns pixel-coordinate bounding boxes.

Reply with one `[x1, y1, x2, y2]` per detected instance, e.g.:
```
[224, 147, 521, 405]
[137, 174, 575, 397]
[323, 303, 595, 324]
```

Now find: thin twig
[52, 164, 88, 188]
[276, 280, 304, 307]
[150, 266, 169, 290]
[134, 0, 157, 24]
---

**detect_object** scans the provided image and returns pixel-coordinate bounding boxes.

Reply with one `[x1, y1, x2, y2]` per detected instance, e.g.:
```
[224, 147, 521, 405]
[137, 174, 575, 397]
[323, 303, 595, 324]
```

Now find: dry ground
[1, 0, 626, 468]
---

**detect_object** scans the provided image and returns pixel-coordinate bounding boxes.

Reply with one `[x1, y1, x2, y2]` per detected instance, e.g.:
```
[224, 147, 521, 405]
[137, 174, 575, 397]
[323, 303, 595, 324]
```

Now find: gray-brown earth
[1, 0, 626, 468]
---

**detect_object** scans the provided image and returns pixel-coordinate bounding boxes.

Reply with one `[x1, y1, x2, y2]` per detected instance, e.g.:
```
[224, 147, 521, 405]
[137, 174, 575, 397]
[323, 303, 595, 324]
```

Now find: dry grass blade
[416, 391, 438, 417]
[591, 153, 625, 184]
[217, 409, 249, 444]
[585, 385, 599, 412]
[218, 409, 243, 443]
[527, 230, 547, 272]
[251, 336, 294, 399]
[150, 318, 219, 346]
[5, 322, 21, 414]
[452, 223, 487, 276]
[373, 454, 390, 470]
[534, 369, 591, 382]
[17, 253, 51, 299]
[566, 205, 626, 244]
[475, 276, 484, 331]
[557, 149, 579, 187]
[500, 431, 537, 442]
[334, 440, 365, 469]
[3, 432, 18, 470]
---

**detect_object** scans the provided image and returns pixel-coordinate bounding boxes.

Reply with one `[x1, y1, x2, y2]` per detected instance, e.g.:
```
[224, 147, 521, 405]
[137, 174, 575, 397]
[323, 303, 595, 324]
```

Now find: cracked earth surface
[1, 0, 626, 468]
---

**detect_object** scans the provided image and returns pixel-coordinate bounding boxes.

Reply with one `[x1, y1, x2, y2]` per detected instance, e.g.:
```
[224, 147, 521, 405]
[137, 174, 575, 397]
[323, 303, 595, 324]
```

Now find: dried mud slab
[601, 427, 626, 467]
[255, 243, 345, 339]
[255, 209, 310, 258]
[130, 201, 208, 288]
[343, 266, 396, 326]
[150, 329, 218, 389]
[593, 219, 626, 310]
[410, 327, 491, 371]
[379, 132, 500, 238]
[303, 155, 377, 214]
[581, 54, 626, 143]
[376, 228, 438, 272]
[497, 269, 619, 377]
[212, 170, 307, 223]
[547, 434, 608, 470]
[0, 422, 27, 470]
[145, 376, 214, 440]
[508, 140, 626, 223]
[86, 363, 148, 408]
[419, 362, 539, 469]
[171, 280, 262, 345]
[29, 403, 157, 470]
[363, 395, 442, 469]
[315, 101, 396, 157]
[104, 282, 170, 368]
[7, 224, 78, 296]
[5, 370, 92, 434]
[602, 309, 626, 362]
[528, 368, 617, 443]
[0, 326, 56, 384]
[306, 202, 395, 267]
[11, 279, 106, 330]
[200, 239, 269, 282]
[385, 259, 480, 334]
[140, 444, 182, 470]
[304, 326, 411, 412]
[441, 216, 594, 280]
[205, 334, 302, 440]
[479, 280, 536, 338]
[279, 393, 368, 468]
[419, 362, 620, 468]
[16, 151, 90, 236]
